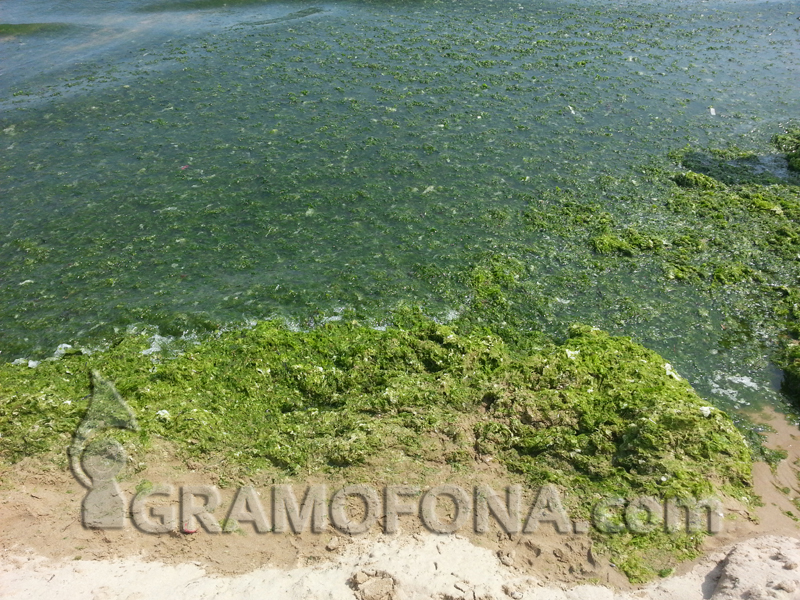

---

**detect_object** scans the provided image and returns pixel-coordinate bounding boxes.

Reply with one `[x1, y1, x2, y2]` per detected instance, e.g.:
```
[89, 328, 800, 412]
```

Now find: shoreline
[1, 406, 799, 599]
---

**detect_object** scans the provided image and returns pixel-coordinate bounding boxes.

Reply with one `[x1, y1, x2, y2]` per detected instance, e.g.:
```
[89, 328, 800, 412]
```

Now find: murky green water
[2, 0, 799, 412]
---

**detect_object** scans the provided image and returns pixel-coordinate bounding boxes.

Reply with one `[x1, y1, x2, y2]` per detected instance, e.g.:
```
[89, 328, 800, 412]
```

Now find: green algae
[479, 324, 751, 501]
[468, 253, 526, 302]
[1, 320, 753, 496]
[643, 131, 800, 420]
[0, 0, 798, 582]
[656, 129, 800, 410]
[772, 128, 800, 173]
[599, 528, 703, 584]
[2, 0, 798, 378]
[0, 316, 752, 574]
[780, 293, 800, 404]
[671, 171, 722, 191]
[588, 229, 661, 257]
[589, 233, 634, 257]
[137, 0, 284, 13]
[0, 23, 72, 37]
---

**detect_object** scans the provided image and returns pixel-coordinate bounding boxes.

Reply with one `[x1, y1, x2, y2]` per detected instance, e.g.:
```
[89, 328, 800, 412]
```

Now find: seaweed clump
[671, 171, 722, 190]
[772, 127, 800, 172]
[477, 324, 751, 500]
[1, 317, 751, 499]
[0, 316, 755, 580]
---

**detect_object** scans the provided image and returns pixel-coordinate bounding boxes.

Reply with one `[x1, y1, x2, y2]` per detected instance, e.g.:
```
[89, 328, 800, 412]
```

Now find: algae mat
[0, 0, 798, 413]
[0, 317, 754, 581]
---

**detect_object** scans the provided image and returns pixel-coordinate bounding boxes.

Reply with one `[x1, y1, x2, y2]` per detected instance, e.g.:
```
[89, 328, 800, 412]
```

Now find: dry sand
[3, 532, 800, 599]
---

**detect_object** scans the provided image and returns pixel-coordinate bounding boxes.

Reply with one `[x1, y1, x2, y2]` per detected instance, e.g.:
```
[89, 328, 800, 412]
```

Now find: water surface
[2, 0, 799, 413]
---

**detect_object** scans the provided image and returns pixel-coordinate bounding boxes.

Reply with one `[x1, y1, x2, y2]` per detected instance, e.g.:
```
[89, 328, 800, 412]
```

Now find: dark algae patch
[136, 0, 295, 12]
[775, 129, 800, 401]
[656, 127, 800, 414]
[772, 127, 800, 173]
[0, 316, 752, 580]
[0, 23, 72, 37]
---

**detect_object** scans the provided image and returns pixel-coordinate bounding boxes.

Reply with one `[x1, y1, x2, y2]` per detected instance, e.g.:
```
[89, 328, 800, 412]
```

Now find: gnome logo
[69, 371, 139, 529]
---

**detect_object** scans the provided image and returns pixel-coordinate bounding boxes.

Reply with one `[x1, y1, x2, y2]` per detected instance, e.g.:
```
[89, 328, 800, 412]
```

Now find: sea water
[1, 0, 799, 412]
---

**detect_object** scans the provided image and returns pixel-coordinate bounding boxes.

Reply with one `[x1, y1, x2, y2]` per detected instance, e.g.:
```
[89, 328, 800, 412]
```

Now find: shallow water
[1, 0, 799, 412]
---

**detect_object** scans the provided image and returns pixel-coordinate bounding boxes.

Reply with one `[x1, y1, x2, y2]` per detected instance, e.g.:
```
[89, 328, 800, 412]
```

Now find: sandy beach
[2, 406, 799, 600]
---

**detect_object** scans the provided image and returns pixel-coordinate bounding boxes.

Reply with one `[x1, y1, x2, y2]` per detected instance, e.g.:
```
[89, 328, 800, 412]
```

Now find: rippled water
[1, 0, 799, 411]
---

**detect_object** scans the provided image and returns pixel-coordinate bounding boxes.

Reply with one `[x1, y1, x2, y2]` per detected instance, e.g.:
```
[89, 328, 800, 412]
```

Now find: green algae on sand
[0, 316, 752, 580]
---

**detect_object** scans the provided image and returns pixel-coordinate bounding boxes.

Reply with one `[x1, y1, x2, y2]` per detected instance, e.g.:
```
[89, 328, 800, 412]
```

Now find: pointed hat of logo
[69, 370, 139, 488]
